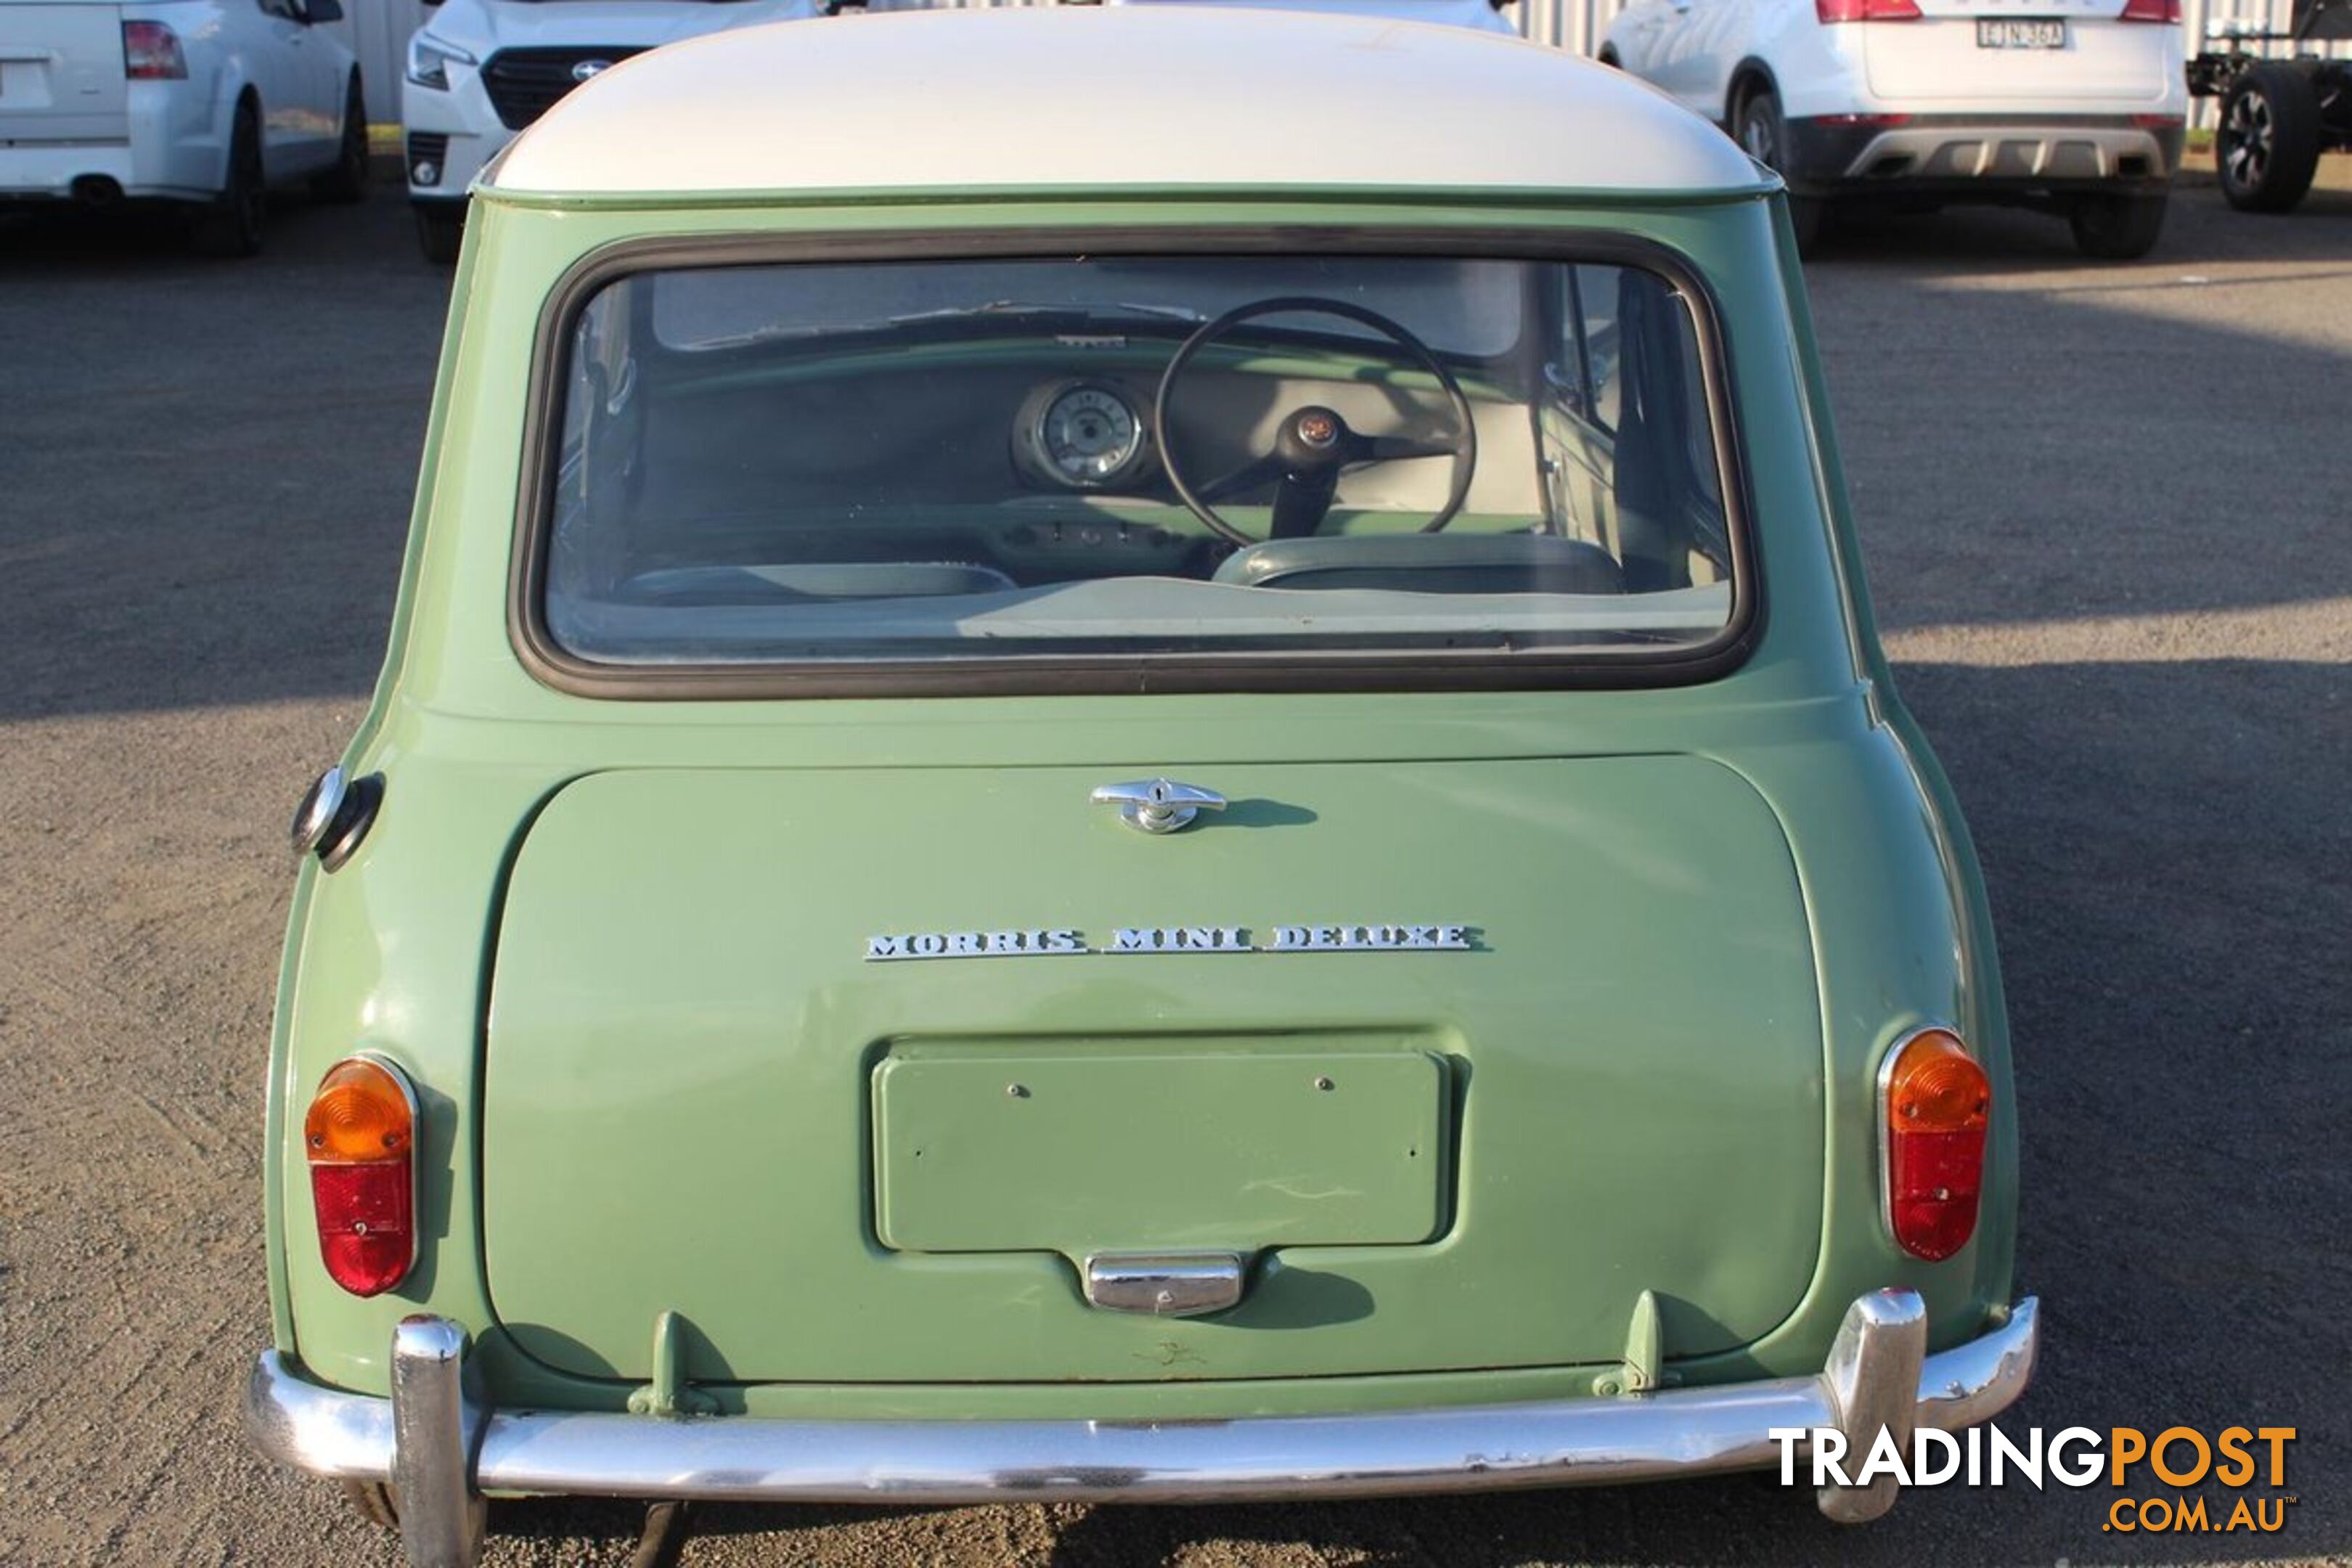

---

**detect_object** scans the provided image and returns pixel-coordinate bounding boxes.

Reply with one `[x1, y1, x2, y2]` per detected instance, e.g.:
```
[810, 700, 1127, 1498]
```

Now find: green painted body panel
[480, 758, 1824, 1384]
[873, 1045, 1450, 1254]
[261, 184, 2018, 1421]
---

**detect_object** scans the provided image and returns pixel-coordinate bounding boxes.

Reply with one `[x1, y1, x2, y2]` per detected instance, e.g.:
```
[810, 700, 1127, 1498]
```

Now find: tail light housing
[121, 21, 187, 80]
[303, 1056, 417, 1297]
[1882, 1028, 1990, 1261]
[1817, 0, 1923, 21]
[2118, 0, 2181, 20]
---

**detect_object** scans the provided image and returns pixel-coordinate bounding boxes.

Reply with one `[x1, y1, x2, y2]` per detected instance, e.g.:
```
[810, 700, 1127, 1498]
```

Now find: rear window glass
[540, 253, 1741, 669]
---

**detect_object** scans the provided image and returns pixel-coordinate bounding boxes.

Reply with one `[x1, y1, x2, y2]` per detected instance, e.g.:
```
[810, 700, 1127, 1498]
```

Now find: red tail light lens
[1882, 1029, 1990, 1262]
[2118, 0, 2181, 20]
[304, 1057, 417, 1297]
[1817, 0, 1923, 21]
[122, 21, 187, 80]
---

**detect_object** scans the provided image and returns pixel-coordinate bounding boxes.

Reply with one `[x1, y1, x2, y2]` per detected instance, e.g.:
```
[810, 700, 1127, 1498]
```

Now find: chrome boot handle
[1090, 778, 1225, 835]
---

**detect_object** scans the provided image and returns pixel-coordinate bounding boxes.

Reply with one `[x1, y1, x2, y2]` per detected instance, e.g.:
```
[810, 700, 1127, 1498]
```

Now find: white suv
[400, 0, 819, 261]
[1601, 0, 2187, 258]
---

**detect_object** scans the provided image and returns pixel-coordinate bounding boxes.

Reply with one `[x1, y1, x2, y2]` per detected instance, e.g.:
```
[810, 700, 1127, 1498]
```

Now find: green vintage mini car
[247, 8, 2035, 1562]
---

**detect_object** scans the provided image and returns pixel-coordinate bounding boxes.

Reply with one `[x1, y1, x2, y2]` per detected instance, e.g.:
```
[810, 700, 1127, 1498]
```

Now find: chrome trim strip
[247, 1297, 2037, 1517]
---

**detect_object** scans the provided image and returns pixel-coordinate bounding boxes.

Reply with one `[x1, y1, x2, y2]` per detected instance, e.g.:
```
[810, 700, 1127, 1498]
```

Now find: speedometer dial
[1025, 382, 1148, 489]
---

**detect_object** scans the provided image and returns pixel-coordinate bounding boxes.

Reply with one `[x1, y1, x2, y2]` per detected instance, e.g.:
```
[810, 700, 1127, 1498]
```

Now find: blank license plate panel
[874, 1045, 1448, 1255]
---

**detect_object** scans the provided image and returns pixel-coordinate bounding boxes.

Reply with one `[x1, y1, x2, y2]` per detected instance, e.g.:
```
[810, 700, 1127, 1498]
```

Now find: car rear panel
[1862, 0, 2179, 105]
[481, 756, 1826, 1386]
[0, 2, 129, 144]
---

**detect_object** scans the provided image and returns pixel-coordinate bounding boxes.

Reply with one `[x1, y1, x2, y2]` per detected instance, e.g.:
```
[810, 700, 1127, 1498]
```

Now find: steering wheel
[1152, 296, 1478, 546]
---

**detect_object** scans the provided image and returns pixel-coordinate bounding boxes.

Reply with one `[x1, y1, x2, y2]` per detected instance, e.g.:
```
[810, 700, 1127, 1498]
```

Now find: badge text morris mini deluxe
[864, 924, 1474, 961]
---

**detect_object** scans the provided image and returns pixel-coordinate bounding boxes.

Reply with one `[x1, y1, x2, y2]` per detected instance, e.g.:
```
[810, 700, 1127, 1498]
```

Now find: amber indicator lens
[1884, 1029, 1990, 1262]
[304, 1058, 412, 1163]
[303, 1057, 416, 1297]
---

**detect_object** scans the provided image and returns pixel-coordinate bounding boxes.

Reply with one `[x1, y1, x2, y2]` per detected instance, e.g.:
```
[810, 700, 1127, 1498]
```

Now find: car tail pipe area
[249, 1293, 2036, 1566]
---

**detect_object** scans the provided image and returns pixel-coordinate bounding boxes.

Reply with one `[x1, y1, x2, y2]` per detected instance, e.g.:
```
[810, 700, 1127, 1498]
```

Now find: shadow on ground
[1810, 180, 2352, 269]
[1808, 194, 2352, 639]
[0, 190, 440, 723]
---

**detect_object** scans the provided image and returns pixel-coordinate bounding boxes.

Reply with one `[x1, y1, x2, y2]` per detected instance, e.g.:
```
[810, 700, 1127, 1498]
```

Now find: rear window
[536, 250, 1744, 676]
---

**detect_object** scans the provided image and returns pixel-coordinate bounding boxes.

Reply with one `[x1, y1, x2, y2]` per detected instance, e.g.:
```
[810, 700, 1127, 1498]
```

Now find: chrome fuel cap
[292, 765, 380, 871]
[291, 765, 348, 857]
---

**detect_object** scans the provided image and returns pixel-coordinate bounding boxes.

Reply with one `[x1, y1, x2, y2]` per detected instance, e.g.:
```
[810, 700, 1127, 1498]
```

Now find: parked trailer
[2192, 0, 2352, 208]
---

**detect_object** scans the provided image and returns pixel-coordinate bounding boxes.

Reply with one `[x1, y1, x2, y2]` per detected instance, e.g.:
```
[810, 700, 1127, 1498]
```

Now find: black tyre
[313, 74, 369, 203]
[2070, 191, 2168, 259]
[1736, 86, 1826, 256]
[190, 99, 264, 258]
[2216, 62, 2322, 213]
[416, 205, 464, 265]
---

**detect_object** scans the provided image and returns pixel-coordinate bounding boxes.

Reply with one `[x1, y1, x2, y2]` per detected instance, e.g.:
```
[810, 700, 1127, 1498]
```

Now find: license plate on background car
[1977, 18, 2067, 46]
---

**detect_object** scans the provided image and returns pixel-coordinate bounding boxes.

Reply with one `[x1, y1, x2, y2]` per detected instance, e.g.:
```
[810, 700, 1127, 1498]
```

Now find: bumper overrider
[248, 1289, 2037, 1566]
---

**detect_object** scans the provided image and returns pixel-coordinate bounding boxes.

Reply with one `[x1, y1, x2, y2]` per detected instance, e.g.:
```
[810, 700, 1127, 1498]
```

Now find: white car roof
[488, 7, 1765, 200]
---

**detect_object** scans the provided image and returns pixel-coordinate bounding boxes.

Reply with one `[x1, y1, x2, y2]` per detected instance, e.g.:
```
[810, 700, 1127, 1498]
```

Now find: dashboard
[605, 348, 1546, 593]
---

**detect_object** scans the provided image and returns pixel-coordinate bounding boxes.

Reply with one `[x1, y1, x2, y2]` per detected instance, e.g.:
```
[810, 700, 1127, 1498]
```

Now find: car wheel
[190, 99, 265, 258]
[2216, 62, 2322, 213]
[416, 205, 465, 264]
[1737, 87, 1826, 256]
[2069, 191, 2168, 260]
[313, 75, 369, 204]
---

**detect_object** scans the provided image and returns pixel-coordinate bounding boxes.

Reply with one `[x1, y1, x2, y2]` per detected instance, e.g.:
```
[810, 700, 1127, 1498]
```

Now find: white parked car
[1600, 0, 2187, 258]
[0, 0, 367, 253]
[401, 0, 820, 261]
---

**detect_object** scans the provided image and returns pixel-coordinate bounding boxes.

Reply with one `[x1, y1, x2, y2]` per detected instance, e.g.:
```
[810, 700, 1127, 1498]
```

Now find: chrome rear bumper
[248, 1290, 2036, 1567]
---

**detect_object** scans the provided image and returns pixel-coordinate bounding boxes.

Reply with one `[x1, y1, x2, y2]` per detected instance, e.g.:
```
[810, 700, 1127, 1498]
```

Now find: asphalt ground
[1, 176, 2347, 1568]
